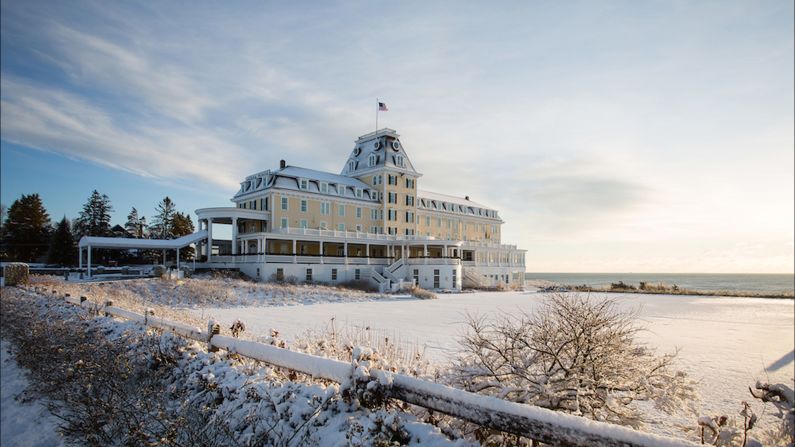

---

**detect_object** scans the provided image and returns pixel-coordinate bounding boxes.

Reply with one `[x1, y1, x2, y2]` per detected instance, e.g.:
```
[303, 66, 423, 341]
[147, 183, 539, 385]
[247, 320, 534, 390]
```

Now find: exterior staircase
[369, 269, 390, 293]
[462, 267, 489, 289]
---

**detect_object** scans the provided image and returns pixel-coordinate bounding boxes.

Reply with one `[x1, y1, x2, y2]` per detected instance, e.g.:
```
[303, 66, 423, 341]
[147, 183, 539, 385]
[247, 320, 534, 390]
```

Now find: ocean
[523, 272, 794, 294]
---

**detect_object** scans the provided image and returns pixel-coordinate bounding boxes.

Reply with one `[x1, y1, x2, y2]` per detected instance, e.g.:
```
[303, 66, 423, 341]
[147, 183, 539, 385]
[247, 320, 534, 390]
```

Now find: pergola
[77, 231, 208, 278]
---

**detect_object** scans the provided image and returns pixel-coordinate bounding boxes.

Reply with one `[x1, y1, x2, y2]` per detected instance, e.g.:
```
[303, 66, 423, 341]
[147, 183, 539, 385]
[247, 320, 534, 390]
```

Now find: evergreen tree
[172, 212, 195, 260]
[171, 212, 194, 237]
[48, 216, 77, 266]
[125, 207, 148, 238]
[0, 203, 7, 260]
[3, 193, 51, 262]
[151, 197, 177, 239]
[75, 190, 114, 237]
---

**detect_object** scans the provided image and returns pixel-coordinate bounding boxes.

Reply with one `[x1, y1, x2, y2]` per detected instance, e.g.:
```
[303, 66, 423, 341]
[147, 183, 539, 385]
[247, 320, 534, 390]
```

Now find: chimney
[465, 195, 470, 201]
[280, 160, 286, 169]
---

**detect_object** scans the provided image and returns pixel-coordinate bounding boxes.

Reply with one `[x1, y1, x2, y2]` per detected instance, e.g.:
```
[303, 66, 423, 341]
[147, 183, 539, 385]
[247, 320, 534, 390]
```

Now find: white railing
[405, 258, 461, 266]
[41, 287, 698, 447]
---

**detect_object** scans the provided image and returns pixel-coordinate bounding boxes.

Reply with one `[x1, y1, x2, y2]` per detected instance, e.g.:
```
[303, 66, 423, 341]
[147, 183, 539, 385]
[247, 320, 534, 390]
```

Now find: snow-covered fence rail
[40, 286, 698, 447]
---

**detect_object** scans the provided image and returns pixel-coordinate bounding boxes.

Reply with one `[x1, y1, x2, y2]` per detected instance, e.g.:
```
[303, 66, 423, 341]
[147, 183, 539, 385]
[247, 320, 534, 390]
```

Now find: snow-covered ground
[191, 290, 795, 440]
[1, 341, 64, 447]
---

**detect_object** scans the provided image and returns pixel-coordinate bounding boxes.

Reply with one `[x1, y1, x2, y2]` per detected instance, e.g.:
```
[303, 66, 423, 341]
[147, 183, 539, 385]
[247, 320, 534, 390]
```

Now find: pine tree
[171, 212, 194, 237]
[172, 212, 195, 260]
[151, 197, 177, 239]
[48, 216, 77, 266]
[125, 207, 148, 238]
[75, 190, 114, 237]
[3, 193, 51, 262]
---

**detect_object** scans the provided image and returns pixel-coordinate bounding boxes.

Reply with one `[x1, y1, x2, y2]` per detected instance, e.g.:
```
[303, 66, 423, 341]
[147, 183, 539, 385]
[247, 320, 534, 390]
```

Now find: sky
[1, 0, 793, 273]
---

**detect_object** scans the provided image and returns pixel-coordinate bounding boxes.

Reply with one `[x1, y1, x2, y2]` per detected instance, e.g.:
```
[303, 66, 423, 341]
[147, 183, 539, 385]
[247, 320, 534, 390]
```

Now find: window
[338, 205, 345, 217]
[426, 216, 431, 226]
[331, 268, 337, 281]
[281, 218, 288, 229]
[300, 199, 307, 212]
[374, 175, 382, 185]
[320, 182, 328, 193]
[320, 221, 327, 230]
[371, 209, 378, 220]
[300, 219, 308, 228]
[337, 223, 345, 231]
[413, 269, 419, 285]
[321, 202, 330, 215]
[356, 207, 362, 218]
[355, 188, 363, 198]
[388, 209, 397, 221]
[396, 155, 404, 167]
[348, 161, 355, 172]
[370, 226, 379, 234]
[406, 195, 414, 206]
[299, 179, 309, 190]
[250, 200, 256, 210]
[356, 224, 362, 232]
[388, 175, 397, 185]
[452, 269, 457, 288]
[433, 269, 440, 288]
[388, 192, 397, 204]
[354, 269, 361, 280]
[281, 197, 288, 210]
[369, 154, 377, 166]
[276, 268, 284, 281]
[405, 211, 414, 223]
[337, 185, 346, 196]
[306, 268, 312, 282]
[406, 178, 414, 188]
[437, 218, 442, 227]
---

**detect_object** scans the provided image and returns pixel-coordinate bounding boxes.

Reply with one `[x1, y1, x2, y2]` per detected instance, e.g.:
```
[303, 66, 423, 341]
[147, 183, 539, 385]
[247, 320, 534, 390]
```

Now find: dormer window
[368, 154, 377, 167]
[320, 182, 328, 193]
[355, 188, 363, 198]
[299, 179, 309, 190]
[337, 185, 346, 196]
[348, 160, 355, 172]
[396, 155, 404, 167]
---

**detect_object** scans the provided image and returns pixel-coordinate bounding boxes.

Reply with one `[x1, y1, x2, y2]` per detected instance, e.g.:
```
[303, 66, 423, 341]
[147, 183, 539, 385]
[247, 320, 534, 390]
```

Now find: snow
[192, 290, 794, 441]
[78, 229, 207, 249]
[1, 341, 64, 447]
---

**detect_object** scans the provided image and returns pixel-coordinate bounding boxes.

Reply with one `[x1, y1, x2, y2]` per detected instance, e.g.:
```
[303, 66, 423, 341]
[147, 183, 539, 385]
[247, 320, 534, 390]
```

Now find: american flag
[378, 102, 388, 111]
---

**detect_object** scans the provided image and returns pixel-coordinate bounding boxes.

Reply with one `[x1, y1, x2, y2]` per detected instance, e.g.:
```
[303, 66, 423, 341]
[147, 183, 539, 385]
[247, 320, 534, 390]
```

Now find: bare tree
[449, 293, 697, 428]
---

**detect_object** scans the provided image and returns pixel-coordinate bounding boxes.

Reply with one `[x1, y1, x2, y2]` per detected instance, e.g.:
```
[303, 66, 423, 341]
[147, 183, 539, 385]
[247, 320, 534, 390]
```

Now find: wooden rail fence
[27, 286, 698, 447]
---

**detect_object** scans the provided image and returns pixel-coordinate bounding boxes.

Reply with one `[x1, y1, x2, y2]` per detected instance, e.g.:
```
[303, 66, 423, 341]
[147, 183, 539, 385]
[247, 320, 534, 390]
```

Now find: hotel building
[194, 129, 525, 291]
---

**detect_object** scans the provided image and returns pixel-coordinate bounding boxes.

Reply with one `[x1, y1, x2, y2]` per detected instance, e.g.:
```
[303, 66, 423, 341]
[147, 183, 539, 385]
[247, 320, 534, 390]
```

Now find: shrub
[3, 262, 29, 286]
[338, 279, 379, 293]
[409, 286, 437, 300]
[448, 293, 696, 428]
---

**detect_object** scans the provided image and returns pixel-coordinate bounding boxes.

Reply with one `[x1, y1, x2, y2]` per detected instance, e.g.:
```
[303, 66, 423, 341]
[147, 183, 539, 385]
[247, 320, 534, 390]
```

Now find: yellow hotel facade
[195, 129, 525, 291]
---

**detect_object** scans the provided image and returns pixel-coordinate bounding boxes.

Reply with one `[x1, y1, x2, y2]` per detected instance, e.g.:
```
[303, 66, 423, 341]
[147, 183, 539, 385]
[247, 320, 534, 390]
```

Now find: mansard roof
[340, 128, 421, 177]
[233, 165, 379, 203]
[417, 189, 502, 221]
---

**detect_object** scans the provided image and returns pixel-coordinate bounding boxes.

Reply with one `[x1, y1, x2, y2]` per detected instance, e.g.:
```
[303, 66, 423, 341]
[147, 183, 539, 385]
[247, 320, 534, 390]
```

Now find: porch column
[292, 239, 297, 264]
[366, 243, 370, 265]
[344, 241, 348, 265]
[231, 217, 238, 255]
[207, 218, 213, 262]
[423, 244, 428, 265]
[262, 237, 267, 263]
[443, 244, 448, 259]
[87, 245, 92, 278]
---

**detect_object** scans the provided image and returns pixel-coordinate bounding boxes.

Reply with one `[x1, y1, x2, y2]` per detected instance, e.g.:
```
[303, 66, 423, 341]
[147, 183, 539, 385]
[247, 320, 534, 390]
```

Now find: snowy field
[1, 341, 64, 447]
[191, 290, 795, 440]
